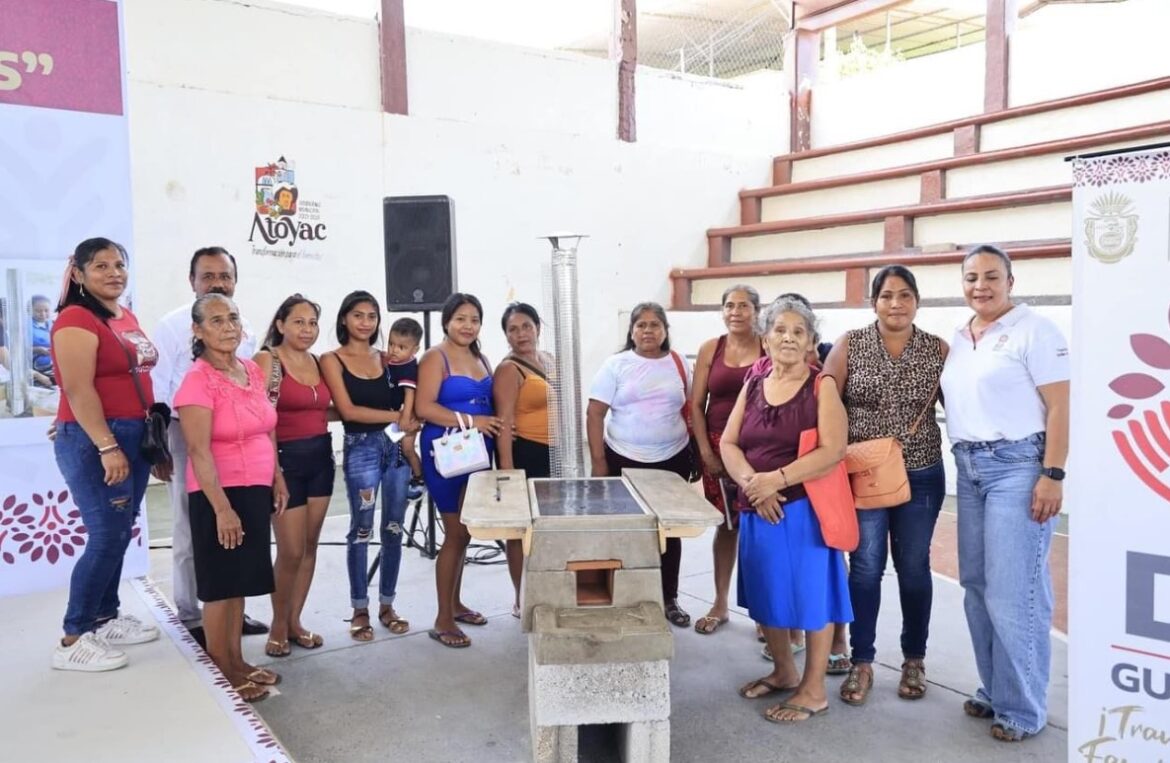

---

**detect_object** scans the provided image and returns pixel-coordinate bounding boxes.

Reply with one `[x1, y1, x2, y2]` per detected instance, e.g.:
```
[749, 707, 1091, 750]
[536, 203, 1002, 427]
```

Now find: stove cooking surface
[532, 479, 645, 517]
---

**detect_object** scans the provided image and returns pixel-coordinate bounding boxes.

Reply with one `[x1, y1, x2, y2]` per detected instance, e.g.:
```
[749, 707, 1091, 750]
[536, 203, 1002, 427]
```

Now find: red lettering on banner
[0, 0, 123, 116]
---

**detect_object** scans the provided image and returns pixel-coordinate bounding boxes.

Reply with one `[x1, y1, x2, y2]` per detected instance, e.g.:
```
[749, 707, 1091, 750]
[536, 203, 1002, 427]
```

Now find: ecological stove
[462, 468, 721, 763]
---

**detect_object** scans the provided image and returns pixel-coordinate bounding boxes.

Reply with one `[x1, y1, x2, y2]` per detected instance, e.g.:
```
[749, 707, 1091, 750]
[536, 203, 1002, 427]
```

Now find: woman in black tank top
[320, 291, 413, 644]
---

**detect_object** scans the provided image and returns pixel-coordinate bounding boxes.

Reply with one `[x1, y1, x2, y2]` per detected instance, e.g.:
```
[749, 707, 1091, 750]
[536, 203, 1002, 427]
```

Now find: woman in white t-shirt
[587, 301, 693, 627]
[940, 245, 1069, 744]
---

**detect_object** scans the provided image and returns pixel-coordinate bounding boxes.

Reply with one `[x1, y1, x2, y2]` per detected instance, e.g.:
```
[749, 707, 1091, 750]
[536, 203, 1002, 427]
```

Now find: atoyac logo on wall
[247, 156, 328, 260]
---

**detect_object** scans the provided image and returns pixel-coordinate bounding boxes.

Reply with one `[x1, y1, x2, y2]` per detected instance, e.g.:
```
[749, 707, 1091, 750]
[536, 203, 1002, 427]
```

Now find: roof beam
[795, 0, 913, 32]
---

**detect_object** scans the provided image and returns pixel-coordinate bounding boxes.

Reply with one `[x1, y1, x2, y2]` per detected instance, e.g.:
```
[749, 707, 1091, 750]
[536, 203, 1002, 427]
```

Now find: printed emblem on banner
[248, 156, 327, 260]
[1084, 191, 1138, 264]
[1108, 306, 1170, 503]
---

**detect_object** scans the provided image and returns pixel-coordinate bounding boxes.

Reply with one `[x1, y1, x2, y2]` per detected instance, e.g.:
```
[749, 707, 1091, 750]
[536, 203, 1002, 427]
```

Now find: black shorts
[278, 434, 335, 508]
[189, 486, 275, 602]
[513, 436, 551, 479]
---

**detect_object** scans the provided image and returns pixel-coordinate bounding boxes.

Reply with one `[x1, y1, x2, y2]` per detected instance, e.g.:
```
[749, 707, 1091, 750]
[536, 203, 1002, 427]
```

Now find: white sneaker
[52, 632, 129, 672]
[95, 614, 160, 645]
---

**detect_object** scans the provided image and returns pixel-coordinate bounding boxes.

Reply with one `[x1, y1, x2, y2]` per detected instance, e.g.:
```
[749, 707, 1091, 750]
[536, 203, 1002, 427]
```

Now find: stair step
[672, 241, 1071, 310]
[769, 75, 1170, 173]
[742, 121, 1170, 215]
[709, 186, 1070, 266]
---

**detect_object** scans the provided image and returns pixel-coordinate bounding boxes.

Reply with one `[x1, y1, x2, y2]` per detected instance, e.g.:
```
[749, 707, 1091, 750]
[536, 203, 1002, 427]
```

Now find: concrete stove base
[528, 640, 671, 762]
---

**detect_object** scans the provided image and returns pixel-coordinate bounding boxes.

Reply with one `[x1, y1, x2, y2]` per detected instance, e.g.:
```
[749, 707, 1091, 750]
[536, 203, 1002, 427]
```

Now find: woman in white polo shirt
[940, 244, 1069, 743]
[587, 301, 693, 628]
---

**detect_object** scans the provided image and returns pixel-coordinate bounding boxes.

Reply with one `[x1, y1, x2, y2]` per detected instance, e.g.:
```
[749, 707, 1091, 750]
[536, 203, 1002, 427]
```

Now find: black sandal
[963, 699, 994, 719]
[664, 600, 691, 628]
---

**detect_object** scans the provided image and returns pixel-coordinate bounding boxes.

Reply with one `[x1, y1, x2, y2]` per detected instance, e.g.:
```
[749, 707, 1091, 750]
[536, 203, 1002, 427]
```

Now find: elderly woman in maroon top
[721, 295, 852, 724]
[689, 285, 763, 635]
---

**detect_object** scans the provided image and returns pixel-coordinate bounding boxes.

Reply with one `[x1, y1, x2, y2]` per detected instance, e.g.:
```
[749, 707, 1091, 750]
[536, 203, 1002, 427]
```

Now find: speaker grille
[383, 195, 455, 312]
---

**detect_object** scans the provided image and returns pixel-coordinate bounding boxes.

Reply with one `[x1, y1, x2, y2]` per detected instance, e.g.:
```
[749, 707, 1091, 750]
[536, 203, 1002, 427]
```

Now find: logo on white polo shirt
[1085, 191, 1138, 264]
[1109, 312, 1170, 502]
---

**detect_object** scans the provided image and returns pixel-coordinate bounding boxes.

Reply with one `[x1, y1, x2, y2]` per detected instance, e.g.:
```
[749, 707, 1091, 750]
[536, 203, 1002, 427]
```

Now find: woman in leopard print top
[822, 264, 948, 707]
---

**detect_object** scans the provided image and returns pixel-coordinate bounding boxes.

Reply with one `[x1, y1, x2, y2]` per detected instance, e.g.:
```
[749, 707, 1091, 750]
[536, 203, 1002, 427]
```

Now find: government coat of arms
[1084, 191, 1138, 264]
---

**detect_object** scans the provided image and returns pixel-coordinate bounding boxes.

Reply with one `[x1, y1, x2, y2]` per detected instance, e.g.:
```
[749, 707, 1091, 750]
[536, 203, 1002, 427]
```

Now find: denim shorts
[278, 434, 335, 508]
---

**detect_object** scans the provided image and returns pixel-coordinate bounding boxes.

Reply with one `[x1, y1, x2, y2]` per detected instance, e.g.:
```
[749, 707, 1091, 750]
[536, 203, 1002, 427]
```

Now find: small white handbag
[432, 411, 491, 478]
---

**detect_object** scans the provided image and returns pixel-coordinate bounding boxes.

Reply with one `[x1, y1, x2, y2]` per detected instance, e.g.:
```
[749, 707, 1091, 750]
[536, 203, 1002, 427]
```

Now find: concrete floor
[144, 483, 1069, 763]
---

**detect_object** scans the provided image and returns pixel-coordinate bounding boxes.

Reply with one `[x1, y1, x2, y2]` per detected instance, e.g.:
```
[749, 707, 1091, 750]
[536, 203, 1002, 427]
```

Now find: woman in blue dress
[416, 293, 504, 648]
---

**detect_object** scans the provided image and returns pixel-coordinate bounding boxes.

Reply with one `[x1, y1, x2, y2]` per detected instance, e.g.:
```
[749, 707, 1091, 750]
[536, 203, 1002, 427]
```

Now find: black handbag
[115, 332, 172, 465]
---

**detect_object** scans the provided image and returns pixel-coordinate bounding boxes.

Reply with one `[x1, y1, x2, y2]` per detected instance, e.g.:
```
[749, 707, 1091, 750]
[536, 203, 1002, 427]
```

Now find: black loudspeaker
[383, 195, 456, 311]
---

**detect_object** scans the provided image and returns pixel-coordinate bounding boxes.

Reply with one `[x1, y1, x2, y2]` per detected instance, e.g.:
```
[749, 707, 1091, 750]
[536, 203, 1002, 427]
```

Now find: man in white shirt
[151, 247, 267, 644]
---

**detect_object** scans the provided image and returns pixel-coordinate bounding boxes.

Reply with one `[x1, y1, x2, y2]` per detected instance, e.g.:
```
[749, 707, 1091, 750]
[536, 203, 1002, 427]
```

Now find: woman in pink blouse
[175, 294, 288, 703]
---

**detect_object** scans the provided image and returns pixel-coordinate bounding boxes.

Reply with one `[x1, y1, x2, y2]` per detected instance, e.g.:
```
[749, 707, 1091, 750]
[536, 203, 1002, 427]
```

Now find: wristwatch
[1040, 467, 1065, 481]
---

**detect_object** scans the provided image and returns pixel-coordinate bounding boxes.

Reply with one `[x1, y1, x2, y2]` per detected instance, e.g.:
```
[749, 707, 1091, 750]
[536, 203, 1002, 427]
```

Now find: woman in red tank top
[253, 295, 334, 656]
[689, 285, 762, 638]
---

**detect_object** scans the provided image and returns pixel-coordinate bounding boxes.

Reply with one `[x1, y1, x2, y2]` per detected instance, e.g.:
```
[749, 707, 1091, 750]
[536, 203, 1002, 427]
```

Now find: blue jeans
[848, 460, 945, 664]
[342, 431, 410, 609]
[55, 419, 151, 636]
[954, 433, 1053, 736]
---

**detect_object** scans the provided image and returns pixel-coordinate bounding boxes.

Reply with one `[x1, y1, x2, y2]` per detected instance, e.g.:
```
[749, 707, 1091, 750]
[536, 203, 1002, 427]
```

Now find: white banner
[0, 0, 146, 597]
[1069, 145, 1170, 761]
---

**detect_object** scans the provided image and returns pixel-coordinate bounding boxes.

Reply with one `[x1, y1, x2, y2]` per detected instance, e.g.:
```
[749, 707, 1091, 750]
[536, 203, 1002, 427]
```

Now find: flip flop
[231, 680, 270, 703]
[694, 615, 729, 635]
[963, 699, 995, 719]
[246, 667, 281, 686]
[453, 611, 488, 626]
[738, 677, 797, 699]
[428, 628, 471, 648]
[291, 631, 324, 650]
[265, 639, 291, 658]
[764, 702, 829, 723]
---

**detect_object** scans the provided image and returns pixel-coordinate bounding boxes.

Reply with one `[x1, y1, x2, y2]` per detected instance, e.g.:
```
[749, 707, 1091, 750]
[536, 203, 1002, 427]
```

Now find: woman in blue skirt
[720, 295, 852, 724]
[416, 293, 504, 648]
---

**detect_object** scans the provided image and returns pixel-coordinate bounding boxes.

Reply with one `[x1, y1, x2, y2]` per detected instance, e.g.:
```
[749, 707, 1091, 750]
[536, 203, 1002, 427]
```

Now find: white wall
[811, 0, 1170, 148]
[1011, 0, 1170, 106]
[383, 113, 769, 386]
[813, 44, 984, 148]
[120, 0, 780, 394]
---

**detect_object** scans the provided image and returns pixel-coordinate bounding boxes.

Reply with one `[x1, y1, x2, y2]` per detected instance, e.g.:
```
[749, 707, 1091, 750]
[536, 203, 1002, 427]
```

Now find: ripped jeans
[342, 431, 410, 609]
[55, 419, 150, 636]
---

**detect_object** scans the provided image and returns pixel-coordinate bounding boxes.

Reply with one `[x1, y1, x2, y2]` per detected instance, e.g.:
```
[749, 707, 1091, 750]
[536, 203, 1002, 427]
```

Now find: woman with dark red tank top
[253, 295, 334, 656]
[689, 285, 763, 637]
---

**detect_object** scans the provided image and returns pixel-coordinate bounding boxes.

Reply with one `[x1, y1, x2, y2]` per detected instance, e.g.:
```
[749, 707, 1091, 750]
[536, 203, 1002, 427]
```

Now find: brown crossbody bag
[843, 373, 940, 510]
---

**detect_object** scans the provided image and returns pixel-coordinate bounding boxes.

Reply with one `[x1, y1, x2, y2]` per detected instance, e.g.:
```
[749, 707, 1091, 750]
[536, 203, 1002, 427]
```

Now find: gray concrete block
[530, 658, 578, 763]
[530, 603, 673, 665]
[527, 529, 662, 572]
[617, 720, 670, 763]
[610, 569, 664, 611]
[530, 723, 577, 763]
[521, 571, 577, 631]
[529, 646, 671, 727]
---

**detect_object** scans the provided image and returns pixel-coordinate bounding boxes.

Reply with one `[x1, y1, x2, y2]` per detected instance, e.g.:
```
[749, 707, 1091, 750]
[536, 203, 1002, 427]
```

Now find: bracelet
[98, 444, 121, 456]
[779, 468, 789, 488]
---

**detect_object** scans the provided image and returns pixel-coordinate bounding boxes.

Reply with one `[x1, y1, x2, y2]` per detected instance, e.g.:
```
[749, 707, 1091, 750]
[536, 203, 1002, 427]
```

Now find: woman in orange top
[493, 303, 552, 617]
